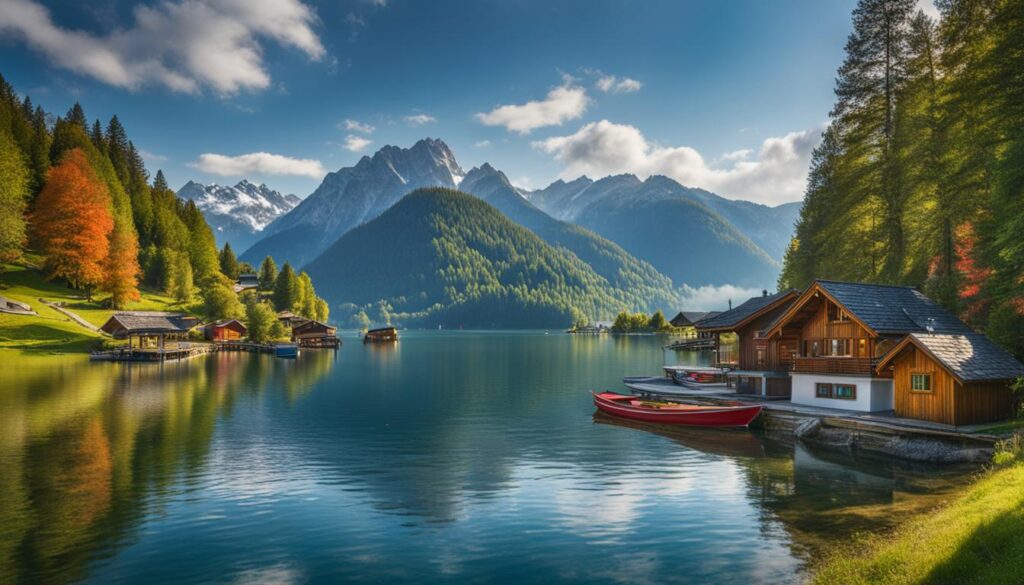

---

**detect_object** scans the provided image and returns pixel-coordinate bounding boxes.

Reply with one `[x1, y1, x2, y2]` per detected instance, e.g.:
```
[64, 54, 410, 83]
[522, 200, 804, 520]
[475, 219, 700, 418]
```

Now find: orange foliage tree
[102, 224, 141, 308]
[30, 149, 114, 299]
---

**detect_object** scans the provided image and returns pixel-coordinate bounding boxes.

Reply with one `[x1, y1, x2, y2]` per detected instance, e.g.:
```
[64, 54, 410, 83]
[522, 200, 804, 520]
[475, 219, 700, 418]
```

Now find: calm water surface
[0, 332, 975, 584]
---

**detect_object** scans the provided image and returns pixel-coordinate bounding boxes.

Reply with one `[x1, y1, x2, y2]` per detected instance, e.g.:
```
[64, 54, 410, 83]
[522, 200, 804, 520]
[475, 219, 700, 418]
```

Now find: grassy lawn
[970, 419, 1024, 436]
[0, 262, 196, 354]
[811, 459, 1024, 585]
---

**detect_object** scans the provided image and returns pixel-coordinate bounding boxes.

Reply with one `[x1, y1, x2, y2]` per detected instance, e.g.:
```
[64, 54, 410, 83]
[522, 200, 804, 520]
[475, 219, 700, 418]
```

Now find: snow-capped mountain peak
[177, 179, 301, 251]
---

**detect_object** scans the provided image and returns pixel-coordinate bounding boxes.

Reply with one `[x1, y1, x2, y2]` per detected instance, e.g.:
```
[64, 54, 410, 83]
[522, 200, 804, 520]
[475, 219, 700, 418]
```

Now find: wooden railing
[791, 356, 888, 377]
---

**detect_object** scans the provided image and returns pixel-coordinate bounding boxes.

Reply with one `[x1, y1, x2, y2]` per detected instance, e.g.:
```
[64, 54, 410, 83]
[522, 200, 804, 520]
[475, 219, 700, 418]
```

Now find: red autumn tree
[954, 221, 992, 324]
[102, 224, 141, 308]
[31, 148, 114, 299]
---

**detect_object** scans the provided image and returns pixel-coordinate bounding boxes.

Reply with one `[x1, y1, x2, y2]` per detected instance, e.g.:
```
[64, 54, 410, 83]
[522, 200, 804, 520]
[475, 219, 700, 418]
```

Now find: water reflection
[0, 335, 975, 584]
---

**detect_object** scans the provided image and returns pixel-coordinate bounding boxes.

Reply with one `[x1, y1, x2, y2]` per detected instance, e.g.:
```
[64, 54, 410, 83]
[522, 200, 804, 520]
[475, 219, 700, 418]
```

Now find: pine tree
[90, 119, 106, 153]
[153, 169, 169, 191]
[65, 103, 87, 130]
[259, 256, 278, 290]
[219, 242, 240, 279]
[167, 251, 194, 303]
[273, 263, 300, 312]
[0, 127, 29, 267]
[30, 149, 114, 298]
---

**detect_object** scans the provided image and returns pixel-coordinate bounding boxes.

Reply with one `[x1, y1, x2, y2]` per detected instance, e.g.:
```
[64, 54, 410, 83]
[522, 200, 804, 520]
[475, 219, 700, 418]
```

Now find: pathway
[40, 299, 104, 334]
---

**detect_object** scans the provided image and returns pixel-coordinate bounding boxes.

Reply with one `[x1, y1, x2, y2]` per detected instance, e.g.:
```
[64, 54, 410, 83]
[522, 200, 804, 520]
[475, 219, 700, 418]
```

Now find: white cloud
[595, 75, 642, 93]
[533, 120, 822, 205]
[475, 82, 589, 134]
[138, 149, 167, 163]
[192, 152, 325, 179]
[343, 134, 372, 152]
[679, 284, 769, 312]
[404, 113, 437, 126]
[721, 149, 752, 161]
[0, 0, 324, 95]
[343, 118, 374, 134]
[473, 140, 491, 148]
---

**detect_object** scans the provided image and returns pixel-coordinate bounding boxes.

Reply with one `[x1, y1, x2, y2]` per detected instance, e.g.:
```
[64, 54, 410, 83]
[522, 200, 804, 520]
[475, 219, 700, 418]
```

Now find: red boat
[591, 392, 763, 427]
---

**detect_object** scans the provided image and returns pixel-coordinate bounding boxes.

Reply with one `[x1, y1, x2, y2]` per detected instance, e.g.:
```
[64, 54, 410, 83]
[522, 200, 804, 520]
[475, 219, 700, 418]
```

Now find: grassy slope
[812, 461, 1024, 585]
[0, 262, 192, 353]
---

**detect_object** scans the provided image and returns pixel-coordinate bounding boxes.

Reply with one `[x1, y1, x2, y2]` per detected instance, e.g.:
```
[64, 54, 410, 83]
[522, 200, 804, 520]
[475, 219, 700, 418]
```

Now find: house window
[756, 347, 766, 368]
[829, 339, 852, 357]
[834, 384, 856, 399]
[857, 339, 868, 358]
[812, 341, 820, 357]
[828, 304, 852, 322]
[911, 373, 932, 392]
[816, 383, 833, 398]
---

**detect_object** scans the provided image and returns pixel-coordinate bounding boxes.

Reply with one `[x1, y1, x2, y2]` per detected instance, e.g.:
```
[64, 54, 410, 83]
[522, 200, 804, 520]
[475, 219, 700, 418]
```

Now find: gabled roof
[100, 312, 200, 338]
[670, 311, 719, 327]
[294, 319, 335, 332]
[766, 280, 973, 338]
[876, 332, 1024, 383]
[695, 290, 799, 332]
[206, 318, 246, 330]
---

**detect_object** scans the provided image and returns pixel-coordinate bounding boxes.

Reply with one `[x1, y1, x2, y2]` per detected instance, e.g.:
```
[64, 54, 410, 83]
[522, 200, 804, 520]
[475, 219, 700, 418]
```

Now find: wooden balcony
[791, 356, 889, 377]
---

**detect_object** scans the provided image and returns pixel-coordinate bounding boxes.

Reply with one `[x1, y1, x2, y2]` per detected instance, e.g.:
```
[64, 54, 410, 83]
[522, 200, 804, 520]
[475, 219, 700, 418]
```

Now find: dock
[665, 337, 715, 351]
[90, 343, 216, 362]
[617, 376, 1002, 462]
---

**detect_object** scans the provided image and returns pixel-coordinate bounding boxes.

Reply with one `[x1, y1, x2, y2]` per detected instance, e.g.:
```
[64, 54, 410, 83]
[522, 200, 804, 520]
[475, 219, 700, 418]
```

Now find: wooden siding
[791, 356, 884, 377]
[766, 377, 792, 398]
[736, 310, 795, 371]
[892, 346, 957, 425]
[954, 381, 1015, 426]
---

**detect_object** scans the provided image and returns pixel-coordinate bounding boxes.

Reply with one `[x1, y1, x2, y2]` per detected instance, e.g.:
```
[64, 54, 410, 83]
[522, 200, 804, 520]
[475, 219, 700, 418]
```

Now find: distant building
[670, 311, 718, 328]
[100, 311, 200, 350]
[234, 273, 259, 293]
[363, 326, 398, 343]
[293, 319, 340, 348]
[277, 310, 308, 329]
[204, 319, 247, 342]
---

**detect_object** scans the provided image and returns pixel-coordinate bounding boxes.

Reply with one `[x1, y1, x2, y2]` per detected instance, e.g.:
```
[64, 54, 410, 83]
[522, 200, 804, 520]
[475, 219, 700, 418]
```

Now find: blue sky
[0, 0, 927, 205]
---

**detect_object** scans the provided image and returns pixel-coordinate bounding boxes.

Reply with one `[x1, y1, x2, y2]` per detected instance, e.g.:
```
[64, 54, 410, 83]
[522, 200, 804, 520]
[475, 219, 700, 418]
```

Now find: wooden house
[292, 319, 340, 348]
[695, 289, 800, 398]
[364, 326, 398, 343]
[277, 311, 308, 329]
[233, 273, 259, 293]
[763, 280, 1024, 423]
[875, 333, 1024, 425]
[100, 312, 200, 351]
[669, 311, 719, 338]
[204, 319, 247, 342]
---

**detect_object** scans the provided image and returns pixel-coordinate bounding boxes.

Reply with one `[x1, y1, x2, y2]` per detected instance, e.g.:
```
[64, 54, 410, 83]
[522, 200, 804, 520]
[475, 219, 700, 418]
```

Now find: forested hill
[779, 0, 1024, 358]
[305, 188, 658, 328]
[458, 163, 679, 313]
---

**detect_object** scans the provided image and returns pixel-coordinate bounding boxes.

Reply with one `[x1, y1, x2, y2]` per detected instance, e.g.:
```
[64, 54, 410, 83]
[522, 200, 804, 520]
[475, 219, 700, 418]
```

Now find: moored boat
[591, 392, 762, 427]
[663, 365, 728, 388]
[274, 343, 299, 358]
[364, 326, 398, 343]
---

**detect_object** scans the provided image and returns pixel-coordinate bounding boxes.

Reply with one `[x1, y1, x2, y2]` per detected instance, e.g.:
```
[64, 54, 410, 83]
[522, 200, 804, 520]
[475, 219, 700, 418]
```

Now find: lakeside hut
[204, 319, 247, 342]
[277, 310, 308, 329]
[98, 312, 201, 358]
[292, 319, 340, 348]
[364, 326, 398, 343]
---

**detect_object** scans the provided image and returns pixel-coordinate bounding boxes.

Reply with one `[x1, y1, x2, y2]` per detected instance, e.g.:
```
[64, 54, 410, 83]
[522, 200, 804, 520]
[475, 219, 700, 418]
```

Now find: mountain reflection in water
[0, 332, 974, 584]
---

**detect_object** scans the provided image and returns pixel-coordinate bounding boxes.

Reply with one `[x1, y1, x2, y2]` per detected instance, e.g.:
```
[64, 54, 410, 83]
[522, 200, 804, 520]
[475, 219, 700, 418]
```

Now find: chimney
[728, 299, 732, 310]
[762, 289, 768, 297]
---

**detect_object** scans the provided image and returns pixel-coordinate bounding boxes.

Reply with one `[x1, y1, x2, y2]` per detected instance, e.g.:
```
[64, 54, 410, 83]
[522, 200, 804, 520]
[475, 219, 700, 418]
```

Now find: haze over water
[1, 332, 972, 584]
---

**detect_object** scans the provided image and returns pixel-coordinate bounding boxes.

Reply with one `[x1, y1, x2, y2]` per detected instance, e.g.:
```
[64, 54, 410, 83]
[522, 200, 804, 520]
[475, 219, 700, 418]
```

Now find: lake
[0, 331, 974, 584]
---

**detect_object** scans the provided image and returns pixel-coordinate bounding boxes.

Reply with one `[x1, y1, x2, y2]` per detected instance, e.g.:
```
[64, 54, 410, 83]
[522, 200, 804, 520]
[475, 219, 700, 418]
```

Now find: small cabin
[205, 319, 247, 342]
[364, 326, 398, 343]
[277, 310, 308, 329]
[100, 312, 200, 350]
[234, 273, 259, 293]
[670, 311, 719, 338]
[876, 332, 1024, 425]
[292, 319, 340, 348]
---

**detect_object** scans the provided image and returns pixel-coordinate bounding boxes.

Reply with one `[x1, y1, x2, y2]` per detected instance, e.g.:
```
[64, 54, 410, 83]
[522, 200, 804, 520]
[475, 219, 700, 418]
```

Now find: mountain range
[198, 138, 802, 326]
[177, 179, 300, 251]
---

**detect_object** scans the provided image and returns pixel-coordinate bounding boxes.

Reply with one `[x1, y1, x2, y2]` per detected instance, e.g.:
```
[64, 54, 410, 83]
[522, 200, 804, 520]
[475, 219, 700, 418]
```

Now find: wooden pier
[90, 343, 216, 362]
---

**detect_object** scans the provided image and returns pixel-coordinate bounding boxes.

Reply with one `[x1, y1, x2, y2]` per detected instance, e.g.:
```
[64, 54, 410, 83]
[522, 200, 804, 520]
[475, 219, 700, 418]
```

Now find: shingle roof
[695, 290, 798, 330]
[101, 312, 199, 338]
[903, 333, 1024, 382]
[817, 280, 972, 335]
[670, 311, 718, 327]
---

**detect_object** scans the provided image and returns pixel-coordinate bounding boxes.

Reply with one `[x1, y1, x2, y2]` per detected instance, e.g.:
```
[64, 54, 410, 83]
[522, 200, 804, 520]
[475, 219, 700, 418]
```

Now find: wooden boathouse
[364, 326, 398, 343]
[96, 311, 205, 361]
[292, 319, 340, 348]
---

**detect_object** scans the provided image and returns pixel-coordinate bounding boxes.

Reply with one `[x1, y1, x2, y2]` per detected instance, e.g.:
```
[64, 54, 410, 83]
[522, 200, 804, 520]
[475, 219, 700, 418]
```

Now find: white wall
[791, 373, 894, 412]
